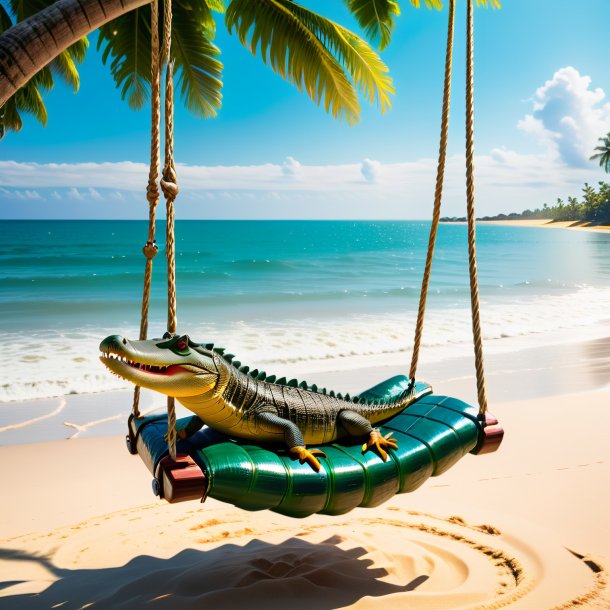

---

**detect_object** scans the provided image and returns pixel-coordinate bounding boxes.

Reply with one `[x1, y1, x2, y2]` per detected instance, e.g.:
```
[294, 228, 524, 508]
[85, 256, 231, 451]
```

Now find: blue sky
[1, 0, 610, 219]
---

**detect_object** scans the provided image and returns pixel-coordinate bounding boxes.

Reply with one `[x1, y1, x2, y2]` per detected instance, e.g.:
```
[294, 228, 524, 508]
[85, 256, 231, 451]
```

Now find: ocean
[1, 219, 609, 403]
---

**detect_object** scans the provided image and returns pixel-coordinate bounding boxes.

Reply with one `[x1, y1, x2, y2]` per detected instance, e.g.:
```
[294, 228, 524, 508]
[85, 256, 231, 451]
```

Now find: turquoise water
[1, 220, 609, 401]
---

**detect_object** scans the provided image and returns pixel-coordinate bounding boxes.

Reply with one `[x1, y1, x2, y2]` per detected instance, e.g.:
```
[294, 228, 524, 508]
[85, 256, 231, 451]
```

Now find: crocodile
[99, 332, 418, 471]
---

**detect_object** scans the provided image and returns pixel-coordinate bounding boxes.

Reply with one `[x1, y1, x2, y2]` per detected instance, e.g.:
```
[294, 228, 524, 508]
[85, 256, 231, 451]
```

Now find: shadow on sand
[0, 535, 428, 609]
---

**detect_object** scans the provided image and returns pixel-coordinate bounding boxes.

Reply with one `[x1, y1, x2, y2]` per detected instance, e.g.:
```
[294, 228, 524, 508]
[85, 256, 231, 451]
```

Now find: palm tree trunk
[0, 0, 151, 106]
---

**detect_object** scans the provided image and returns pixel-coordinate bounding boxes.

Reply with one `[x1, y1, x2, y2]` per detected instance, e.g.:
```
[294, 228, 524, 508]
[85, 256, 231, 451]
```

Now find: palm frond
[49, 49, 81, 92]
[343, 0, 400, 51]
[408, 0, 500, 8]
[0, 98, 24, 137]
[226, 0, 394, 124]
[206, 0, 226, 13]
[98, 1, 223, 116]
[34, 66, 54, 91]
[98, 7, 152, 109]
[590, 134, 610, 172]
[171, 14, 223, 118]
[408, 0, 443, 8]
[14, 80, 48, 125]
[66, 37, 89, 64]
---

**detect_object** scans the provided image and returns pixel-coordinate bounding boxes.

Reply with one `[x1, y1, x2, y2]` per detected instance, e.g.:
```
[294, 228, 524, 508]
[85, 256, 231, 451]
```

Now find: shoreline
[471, 218, 610, 232]
[2, 332, 609, 446]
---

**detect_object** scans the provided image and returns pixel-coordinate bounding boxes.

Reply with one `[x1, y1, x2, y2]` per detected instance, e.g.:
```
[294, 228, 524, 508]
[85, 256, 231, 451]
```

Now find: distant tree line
[441, 181, 610, 225]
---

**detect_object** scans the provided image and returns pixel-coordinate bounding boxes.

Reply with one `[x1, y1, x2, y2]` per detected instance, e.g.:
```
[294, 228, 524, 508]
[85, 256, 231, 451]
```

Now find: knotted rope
[161, 0, 179, 459]
[132, 0, 161, 419]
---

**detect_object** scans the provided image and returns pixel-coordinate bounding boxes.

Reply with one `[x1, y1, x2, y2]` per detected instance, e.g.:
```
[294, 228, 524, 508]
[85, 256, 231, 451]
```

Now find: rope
[132, 0, 161, 419]
[409, 0, 455, 385]
[465, 0, 488, 416]
[161, 0, 179, 459]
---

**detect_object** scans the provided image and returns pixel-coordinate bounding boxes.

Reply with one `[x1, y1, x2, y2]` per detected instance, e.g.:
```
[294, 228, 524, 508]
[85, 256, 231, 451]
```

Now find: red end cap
[471, 412, 504, 455]
[157, 454, 207, 502]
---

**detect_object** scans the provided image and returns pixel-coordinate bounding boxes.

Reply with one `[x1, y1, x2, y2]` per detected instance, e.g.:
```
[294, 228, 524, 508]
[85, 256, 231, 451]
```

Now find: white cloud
[518, 66, 610, 167]
[87, 188, 103, 201]
[19, 190, 41, 200]
[0, 139, 606, 219]
[281, 156, 302, 178]
[67, 187, 84, 200]
[361, 158, 381, 183]
[0, 160, 148, 190]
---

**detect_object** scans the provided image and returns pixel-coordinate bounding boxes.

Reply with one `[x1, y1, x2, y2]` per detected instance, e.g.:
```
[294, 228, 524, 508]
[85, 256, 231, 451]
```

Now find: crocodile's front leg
[338, 409, 398, 462]
[255, 409, 327, 472]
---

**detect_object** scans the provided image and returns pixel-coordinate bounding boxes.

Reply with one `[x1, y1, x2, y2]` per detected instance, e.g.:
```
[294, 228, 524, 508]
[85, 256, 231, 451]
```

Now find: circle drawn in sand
[0, 505, 606, 610]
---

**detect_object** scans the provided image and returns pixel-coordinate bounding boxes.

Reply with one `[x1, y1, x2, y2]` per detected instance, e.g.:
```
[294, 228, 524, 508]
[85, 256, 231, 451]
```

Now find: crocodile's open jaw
[100, 352, 190, 377]
[99, 334, 219, 398]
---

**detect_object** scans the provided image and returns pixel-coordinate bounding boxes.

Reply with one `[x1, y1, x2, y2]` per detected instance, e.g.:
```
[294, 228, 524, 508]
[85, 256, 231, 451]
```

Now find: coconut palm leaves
[97, 0, 223, 117]
[0, 1, 88, 138]
[0, 0, 501, 138]
[99, 0, 394, 123]
[226, 0, 393, 124]
[590, 133, 610, 173]
[346, 0, 499, 52]
[343, 0, 401, 52]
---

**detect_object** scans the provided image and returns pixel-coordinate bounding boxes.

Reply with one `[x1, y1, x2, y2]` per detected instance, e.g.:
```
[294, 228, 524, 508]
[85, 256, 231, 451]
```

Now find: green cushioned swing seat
[129, 375, 498, 518]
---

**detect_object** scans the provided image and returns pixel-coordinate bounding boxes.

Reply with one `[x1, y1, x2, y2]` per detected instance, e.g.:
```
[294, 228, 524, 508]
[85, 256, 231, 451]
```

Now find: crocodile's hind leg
[338, 410, 398, 462]
[255, 409, 327, 472]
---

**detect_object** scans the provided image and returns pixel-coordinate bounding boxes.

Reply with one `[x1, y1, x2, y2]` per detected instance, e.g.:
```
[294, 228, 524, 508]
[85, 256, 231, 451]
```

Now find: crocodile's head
[99, 333, 221, 398]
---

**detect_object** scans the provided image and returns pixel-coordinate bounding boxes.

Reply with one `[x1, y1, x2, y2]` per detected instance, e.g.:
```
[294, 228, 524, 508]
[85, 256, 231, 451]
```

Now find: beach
[476, 219, 610, 233]
[1, 351, 609, 609]
[1, 220, 609, 608]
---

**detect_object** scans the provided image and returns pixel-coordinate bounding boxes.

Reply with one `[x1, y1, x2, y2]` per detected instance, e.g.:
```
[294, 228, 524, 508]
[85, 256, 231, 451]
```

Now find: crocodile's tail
[356, 383, 419, 426]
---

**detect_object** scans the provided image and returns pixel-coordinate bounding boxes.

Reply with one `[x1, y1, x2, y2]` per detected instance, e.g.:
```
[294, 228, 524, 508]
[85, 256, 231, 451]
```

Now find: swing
[120, 0, 503, 517]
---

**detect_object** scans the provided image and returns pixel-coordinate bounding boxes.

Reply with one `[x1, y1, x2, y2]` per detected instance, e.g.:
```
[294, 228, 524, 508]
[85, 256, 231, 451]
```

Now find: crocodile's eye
[176, 340, 188, 351]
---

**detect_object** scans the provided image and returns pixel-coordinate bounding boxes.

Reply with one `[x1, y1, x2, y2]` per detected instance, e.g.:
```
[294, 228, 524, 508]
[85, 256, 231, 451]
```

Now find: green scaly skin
[99, 333, 416, 471]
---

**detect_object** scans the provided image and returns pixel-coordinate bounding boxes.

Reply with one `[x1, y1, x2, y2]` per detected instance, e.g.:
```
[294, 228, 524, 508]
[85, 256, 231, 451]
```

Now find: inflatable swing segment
[127, 375, 503, 518]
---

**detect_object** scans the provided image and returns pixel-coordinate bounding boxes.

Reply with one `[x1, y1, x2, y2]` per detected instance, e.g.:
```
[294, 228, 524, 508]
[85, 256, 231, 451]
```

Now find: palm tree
[0, 0, 399, 132]
[590, 133, 610, 173]
[0, 0, 499, 133]
[0, 1, 87, 137]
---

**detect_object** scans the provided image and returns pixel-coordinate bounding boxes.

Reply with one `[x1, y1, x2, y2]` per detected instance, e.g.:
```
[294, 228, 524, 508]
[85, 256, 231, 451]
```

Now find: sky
[1, 0, 610, 219]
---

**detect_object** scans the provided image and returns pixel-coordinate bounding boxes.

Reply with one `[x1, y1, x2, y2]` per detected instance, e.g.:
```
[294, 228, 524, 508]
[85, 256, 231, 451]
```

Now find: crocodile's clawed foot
[362, 430, 398, 462]
[290, 446, 327, 472]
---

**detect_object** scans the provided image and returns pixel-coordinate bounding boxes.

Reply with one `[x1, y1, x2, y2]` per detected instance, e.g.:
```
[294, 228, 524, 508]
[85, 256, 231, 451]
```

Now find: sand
[1, 363, 609, 609]
[475, 218, 610, 233]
